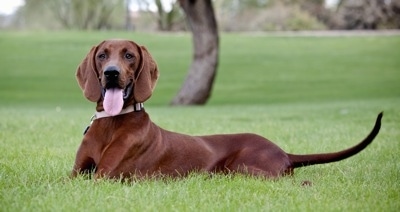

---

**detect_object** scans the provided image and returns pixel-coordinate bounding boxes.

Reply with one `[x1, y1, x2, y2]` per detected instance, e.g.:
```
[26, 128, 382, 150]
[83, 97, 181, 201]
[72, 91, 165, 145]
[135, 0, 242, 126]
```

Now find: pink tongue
[103, 88, 124, 116]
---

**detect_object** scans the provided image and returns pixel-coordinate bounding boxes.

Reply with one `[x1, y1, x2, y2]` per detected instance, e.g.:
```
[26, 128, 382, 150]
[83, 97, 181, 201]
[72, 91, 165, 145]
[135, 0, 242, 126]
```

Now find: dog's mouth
[101, 81, 133, 100]
[101, 81, 133, 116]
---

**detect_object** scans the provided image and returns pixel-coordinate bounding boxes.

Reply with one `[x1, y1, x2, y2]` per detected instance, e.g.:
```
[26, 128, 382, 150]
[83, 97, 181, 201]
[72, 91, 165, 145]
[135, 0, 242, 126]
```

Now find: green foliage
[12, 0, 125, 30]
[216, 0, 328, 31]
[260, 4, 327, 31]
[0, 31, 399, 211]
[286, 5, 327, 30]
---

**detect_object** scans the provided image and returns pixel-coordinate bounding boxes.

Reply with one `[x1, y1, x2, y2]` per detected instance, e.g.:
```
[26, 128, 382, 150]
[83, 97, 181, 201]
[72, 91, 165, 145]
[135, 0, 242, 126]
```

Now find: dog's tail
[288, 112, 383, 169]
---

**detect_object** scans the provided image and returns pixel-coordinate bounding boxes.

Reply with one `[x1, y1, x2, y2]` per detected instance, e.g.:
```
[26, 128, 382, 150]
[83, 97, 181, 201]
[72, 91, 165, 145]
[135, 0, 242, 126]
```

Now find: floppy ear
[134, 45, 159, 103]
[76, 45, 101, 102]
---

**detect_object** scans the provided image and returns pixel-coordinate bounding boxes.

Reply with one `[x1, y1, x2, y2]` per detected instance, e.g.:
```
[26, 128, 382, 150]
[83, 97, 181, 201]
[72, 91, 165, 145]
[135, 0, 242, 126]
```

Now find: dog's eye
[98, 53, 106, 60]
[125, 53, 133, 60]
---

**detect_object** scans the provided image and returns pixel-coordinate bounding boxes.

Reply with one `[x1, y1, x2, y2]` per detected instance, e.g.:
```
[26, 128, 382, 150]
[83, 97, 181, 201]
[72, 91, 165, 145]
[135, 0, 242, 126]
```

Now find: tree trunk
[171, 0, 219, 105]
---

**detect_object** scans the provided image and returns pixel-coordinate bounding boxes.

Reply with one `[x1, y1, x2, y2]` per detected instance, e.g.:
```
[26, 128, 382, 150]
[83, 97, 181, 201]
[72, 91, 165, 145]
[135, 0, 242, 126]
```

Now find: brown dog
[71, 39, 382, 180]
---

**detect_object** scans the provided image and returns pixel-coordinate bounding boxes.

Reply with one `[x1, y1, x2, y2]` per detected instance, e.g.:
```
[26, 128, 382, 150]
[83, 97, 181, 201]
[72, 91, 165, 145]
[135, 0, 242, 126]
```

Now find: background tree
[171, 0, 219, 105]
[334, 0, 400, 29]
[135, 0, 184, 31]
[155, 0, 181, 30]
[4, 0, 400, 31]
[12, 0, 124, 30]
[125, 0, 134, 30]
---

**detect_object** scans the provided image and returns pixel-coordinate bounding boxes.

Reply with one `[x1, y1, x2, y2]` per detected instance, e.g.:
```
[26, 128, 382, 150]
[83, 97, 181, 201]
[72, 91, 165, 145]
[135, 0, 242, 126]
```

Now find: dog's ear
[134, 45, 159, 103]
[76, 45, 101, 102]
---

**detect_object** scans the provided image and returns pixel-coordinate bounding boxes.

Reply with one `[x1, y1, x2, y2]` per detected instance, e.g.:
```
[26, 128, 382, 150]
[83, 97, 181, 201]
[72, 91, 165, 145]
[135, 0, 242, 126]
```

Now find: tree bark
[171, 0, 219, 105]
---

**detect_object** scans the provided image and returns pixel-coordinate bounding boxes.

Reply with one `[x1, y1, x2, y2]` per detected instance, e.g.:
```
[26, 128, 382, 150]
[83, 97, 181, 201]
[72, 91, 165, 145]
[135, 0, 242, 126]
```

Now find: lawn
[0, 31, 399, 211]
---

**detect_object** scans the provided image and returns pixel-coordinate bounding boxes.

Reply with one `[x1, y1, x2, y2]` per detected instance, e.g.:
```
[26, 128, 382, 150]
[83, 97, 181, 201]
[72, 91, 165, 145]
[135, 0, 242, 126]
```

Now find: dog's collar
[82, 103, 143, 135]
[95, 103, 144, 119]
[83, 103, 143, 135]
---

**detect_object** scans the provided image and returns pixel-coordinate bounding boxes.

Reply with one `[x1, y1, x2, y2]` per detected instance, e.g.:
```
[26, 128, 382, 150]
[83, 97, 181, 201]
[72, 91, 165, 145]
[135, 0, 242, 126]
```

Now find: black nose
[104, 66, 120, 80]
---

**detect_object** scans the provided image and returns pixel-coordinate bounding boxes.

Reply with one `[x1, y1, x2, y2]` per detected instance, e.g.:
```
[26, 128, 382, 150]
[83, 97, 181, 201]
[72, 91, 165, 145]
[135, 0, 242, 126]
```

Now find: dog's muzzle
[101, 65, 133, 101]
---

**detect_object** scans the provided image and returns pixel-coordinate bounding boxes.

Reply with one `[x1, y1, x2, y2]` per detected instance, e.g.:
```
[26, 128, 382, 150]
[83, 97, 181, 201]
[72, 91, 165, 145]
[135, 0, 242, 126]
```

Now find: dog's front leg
[93, 149, 128, 180]
[71, 145, 96, 178]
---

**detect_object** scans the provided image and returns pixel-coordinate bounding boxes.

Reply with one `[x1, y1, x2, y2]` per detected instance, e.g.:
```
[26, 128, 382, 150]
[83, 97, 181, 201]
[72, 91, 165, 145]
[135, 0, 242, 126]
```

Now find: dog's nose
[104, 66, 120, 80]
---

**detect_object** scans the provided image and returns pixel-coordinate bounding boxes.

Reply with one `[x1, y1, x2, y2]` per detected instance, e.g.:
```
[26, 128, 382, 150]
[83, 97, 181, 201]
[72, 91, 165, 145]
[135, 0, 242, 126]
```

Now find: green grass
[1, 31, 399, 106]
[0, 31, 399, 211]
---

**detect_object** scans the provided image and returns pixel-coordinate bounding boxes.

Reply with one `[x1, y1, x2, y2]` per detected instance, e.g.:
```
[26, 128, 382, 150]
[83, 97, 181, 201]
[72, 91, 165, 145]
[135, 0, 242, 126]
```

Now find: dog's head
[76, 40, 159, 114]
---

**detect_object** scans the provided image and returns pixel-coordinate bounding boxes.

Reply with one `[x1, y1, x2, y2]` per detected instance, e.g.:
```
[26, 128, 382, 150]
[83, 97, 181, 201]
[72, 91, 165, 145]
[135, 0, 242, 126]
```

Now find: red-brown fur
[72, 40, 382, 180]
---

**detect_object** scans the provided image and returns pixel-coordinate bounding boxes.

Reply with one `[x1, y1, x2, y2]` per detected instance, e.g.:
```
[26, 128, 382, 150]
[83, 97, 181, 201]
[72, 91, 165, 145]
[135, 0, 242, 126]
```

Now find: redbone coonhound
[72, 39, 382, 180]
